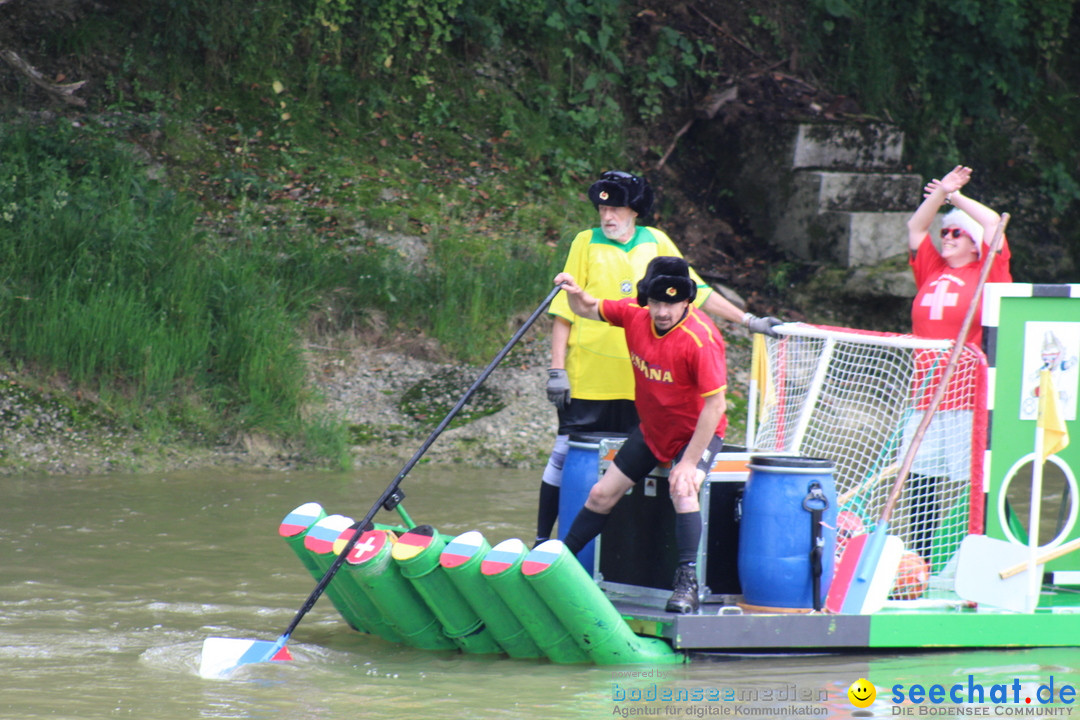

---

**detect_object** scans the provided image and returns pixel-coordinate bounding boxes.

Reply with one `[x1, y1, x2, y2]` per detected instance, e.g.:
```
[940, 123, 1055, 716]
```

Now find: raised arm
[553, 272, 602, 322]
[906, 165, 971, 252]
[947, 188, 1003, 249]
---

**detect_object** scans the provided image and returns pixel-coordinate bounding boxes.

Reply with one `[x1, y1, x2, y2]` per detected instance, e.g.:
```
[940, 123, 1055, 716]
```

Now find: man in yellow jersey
[535, 170, 781, 546]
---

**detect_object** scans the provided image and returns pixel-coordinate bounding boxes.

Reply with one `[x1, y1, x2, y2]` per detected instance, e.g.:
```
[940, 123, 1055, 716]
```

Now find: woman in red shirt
[902, 165, 1011, 562]
[907, 164, 1012, 345]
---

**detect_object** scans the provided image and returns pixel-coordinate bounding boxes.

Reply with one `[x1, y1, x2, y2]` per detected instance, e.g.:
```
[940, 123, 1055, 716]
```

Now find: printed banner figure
[1019, 323, 1080, 421]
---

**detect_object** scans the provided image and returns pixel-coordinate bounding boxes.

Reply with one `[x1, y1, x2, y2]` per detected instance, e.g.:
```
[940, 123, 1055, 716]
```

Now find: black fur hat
[636, 256, 697, 306]
[587, 170, 654, 218]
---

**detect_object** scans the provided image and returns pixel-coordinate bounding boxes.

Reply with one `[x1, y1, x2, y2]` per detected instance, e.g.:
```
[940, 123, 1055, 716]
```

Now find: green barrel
[299, 513, 377, 634]
[391, 525, 503, 655]
[278, 502, 328, 577]
[320, 523, 408, 644]
[339, 527, 456, 651]
[440, 531, 542, 659]
[480, 538, 589, 664]
[523, 540, 682, 665]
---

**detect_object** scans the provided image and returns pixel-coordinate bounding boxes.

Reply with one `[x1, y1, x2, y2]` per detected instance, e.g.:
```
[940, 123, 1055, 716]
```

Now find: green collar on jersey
[589, 226, 659, 251]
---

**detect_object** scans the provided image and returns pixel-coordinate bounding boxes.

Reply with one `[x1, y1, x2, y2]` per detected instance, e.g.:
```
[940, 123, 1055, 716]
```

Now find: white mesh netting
[749, 323, 986, 594]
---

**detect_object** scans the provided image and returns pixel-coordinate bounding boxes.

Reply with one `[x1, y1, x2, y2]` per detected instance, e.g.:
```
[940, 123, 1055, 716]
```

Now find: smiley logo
[847, 678, 876, 708]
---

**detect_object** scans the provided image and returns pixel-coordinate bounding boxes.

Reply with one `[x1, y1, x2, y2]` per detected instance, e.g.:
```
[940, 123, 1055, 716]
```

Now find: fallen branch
[690, 5, 762, 59]
[656, 119, 694, 171]
[0, 48, 87, 106]
[656, 85, 737, 170]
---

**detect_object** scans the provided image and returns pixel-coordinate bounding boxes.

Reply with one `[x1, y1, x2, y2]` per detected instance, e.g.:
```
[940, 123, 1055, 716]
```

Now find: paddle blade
[826, 529, 904, 614]
[954, 535, 1035, 612]
[848, 533, 904, 614]
[198, 636, 292, 680]
[825, 533, 867, 613]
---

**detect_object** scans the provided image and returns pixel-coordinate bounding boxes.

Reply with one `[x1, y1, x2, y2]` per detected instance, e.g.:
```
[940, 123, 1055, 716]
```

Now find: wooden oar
[198, 283, 565, 679]
[955, 535, 1080, 612]
[826, 213, 1009, 615]
[1001, 536, 1080, 579]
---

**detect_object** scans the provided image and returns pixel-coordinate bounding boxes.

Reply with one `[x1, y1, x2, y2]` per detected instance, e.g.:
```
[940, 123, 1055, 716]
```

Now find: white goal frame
[746, 322, 987, 585]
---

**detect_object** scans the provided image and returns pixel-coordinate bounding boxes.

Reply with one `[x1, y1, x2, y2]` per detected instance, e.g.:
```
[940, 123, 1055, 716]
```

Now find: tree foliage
[800, 0, 1078, 279]
[3, 0, 1080, 271]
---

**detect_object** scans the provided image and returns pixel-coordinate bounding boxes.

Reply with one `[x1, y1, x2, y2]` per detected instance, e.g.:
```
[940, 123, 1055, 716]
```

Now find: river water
[2, 467, 1077, 719]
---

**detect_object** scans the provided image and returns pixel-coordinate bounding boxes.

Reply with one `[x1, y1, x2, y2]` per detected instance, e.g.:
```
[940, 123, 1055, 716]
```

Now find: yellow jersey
[548, 226, 713, 401]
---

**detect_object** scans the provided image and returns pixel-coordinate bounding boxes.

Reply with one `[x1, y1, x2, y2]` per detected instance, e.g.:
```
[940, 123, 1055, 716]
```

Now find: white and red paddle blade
[825, 533, 867, 613]
[852, 534, 904, 613]
[199, 637, 292, 680]
[825, 529, 904, 614]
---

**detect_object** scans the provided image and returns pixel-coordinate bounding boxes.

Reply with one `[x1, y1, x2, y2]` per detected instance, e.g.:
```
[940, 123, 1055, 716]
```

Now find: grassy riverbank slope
[1, 1, 1077, 473]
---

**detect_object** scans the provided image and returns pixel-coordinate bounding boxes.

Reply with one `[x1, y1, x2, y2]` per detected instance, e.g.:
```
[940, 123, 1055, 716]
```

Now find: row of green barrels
[278, 502, 681, 665]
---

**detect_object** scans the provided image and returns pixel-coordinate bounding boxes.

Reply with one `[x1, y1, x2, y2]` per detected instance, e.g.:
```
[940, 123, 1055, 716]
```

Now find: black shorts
[557, 398, 638, 437]
[613, 425, 725, 483]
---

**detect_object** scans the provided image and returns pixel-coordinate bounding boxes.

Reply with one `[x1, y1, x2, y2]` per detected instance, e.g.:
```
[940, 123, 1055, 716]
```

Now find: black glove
[744, 313, 783, 338]
[546, 368, 571, 409]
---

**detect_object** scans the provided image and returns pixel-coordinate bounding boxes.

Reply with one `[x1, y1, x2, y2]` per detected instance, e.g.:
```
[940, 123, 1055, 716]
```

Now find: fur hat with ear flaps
[588, 170, 654, 219]
[636, 256, 697, 306]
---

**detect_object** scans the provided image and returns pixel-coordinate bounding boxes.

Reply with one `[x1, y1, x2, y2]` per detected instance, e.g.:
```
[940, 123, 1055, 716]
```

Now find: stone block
[791, 123, 905, 170]
[812, 171, 922, 213]
[727, 120, 919, 267]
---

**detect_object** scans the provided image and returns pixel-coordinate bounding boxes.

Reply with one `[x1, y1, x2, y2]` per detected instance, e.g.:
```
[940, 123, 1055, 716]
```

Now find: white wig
[941, 209, 984, 250]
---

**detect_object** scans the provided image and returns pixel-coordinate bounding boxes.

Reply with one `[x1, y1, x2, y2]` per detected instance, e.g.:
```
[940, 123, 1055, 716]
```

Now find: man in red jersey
[535, 169, 778, 549]
[553, 256, 728, 614]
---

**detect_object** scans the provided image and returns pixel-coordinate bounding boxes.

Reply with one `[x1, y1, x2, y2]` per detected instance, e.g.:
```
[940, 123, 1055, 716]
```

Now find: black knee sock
[563, 507, 609, 555]
[536, 482, 560, 541]
[675, 511, 702, 566]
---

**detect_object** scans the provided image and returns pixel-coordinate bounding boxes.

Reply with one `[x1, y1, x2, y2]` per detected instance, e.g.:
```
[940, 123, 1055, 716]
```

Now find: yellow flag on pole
[1038, 369, 1069, 461]
[751, 333, 776, 423]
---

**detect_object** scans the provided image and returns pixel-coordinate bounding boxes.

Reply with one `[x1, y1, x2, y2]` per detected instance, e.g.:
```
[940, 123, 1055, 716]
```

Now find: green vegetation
[1, 0, 1077, 467]
[803, 0, 1075, 169]
[800, 0, 1080, 277]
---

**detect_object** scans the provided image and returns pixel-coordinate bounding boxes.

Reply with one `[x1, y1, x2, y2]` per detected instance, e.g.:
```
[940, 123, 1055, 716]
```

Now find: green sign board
[983, 284, 1080, 578]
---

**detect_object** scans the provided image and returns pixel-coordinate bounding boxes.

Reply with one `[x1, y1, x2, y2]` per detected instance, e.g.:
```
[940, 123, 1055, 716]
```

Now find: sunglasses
[940, 227, 969, 240]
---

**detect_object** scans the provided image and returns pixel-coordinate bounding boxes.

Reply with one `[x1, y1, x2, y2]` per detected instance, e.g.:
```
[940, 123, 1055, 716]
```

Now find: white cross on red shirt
[921, 279, 959, 320]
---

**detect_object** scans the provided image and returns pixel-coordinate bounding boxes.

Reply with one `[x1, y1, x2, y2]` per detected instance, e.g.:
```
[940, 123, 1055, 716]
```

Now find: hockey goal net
[747, 323, 987, 586]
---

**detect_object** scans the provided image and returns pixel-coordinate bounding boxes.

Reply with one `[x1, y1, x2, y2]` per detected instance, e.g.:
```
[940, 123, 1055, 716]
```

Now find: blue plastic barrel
[737, 456, 837, 609]
[558, 432, 627, 575]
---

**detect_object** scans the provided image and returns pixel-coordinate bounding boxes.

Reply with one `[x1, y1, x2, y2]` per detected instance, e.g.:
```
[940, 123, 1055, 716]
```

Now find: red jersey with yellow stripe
[599, 298, 727, 461]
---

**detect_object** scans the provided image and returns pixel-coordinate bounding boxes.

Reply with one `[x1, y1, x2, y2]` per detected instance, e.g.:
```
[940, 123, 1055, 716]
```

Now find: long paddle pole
[277, 282, 565, 642]
[201, 283, 565, 677]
